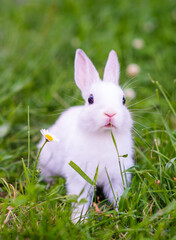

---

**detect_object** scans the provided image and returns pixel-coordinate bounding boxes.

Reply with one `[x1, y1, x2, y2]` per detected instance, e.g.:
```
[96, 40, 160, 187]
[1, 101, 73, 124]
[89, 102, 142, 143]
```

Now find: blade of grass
[21, 158, 30, 185]
[105, 167, 117, 207]
[162, 117, 176, 152]
[149, 74, 176, 117]
[0, 178, 12, 198]
[135, 146, 156, 172]
[27, 106, 30, 168]
[93, 164, 99, 184]
[69, 161, 94, 186]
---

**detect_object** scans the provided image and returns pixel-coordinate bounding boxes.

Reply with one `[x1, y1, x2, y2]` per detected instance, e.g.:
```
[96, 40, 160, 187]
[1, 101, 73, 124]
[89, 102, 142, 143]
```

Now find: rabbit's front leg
[66, 178, 94, 223]
[103, 178, 124, 210]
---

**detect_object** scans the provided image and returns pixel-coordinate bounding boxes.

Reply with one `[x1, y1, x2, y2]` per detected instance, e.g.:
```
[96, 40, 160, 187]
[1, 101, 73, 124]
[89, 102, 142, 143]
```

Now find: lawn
[0, 0, 176, 239]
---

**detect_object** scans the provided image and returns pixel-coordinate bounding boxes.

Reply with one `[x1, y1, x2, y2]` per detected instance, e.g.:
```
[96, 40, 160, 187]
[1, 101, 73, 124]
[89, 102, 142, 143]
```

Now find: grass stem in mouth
[111, 128, 125, 190]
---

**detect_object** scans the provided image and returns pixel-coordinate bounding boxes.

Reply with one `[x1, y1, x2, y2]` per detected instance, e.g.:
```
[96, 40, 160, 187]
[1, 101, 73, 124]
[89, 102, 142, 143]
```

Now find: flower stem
[32, 140, 48, 183]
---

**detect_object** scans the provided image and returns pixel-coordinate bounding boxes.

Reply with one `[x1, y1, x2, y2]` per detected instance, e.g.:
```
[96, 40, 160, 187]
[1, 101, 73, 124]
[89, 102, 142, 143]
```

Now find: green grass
[0, 0, 176, 239]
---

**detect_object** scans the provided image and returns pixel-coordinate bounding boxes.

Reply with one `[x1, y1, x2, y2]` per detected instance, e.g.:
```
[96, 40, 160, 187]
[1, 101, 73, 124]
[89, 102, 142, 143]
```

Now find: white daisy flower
[40, 129, 59, 142]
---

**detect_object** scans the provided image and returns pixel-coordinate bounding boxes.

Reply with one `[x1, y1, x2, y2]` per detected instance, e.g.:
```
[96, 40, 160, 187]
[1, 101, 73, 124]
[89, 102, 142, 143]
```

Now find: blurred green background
[0, 0, 176, 179]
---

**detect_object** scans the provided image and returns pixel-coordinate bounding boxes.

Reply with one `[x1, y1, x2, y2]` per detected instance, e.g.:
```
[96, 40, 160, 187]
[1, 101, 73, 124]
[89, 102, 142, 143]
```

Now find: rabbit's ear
[74, 49, 100, 92]
[103, 50, 120, 85]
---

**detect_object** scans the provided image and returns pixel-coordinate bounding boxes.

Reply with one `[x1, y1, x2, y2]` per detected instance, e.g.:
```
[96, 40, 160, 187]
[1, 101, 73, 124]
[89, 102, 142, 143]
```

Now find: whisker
[129, 106, 158, 116]
[122, 76, 138, 90]
[131, 111, 160, 117]
[130, 107, 155, 112]
[132, 127, 152, 149]
[65, 94, 84, 104]
[133, 120, 150, 130]
[128, 95, 155, 108]
[47, 112, 64, 116]
[132, 114, 146, 119]
[123, 80, 139, 91]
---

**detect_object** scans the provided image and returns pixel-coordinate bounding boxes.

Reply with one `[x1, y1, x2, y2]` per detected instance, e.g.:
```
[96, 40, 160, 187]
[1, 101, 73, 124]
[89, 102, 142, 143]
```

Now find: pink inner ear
[103, 50, 120, 85]
[74, 49, 100, 93]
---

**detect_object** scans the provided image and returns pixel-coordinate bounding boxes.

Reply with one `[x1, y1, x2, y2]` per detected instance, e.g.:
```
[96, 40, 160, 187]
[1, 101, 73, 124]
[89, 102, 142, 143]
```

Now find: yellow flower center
[45, 134, 53, 141]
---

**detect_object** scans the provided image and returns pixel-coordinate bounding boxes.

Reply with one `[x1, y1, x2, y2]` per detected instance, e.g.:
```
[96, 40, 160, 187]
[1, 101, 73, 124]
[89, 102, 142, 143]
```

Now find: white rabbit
[37, 49, 134, 223]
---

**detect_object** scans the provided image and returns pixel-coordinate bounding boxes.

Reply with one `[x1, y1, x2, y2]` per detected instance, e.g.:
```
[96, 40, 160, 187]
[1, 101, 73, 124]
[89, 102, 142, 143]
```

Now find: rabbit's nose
[104, 112, 116, 118]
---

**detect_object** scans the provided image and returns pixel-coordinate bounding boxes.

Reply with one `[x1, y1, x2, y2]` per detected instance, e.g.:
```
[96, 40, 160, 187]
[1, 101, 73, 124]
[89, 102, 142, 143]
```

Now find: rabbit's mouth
[104, 123, 116, 129]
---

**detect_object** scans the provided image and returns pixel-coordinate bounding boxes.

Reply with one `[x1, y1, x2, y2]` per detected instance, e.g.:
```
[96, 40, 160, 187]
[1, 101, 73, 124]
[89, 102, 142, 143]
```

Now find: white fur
[38, 49, 134, 223]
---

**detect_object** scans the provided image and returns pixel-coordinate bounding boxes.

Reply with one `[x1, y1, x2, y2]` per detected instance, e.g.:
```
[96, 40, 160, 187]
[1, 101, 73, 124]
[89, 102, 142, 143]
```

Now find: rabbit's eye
[123, 96, 126, 105]
[88, 94, 94, 104]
